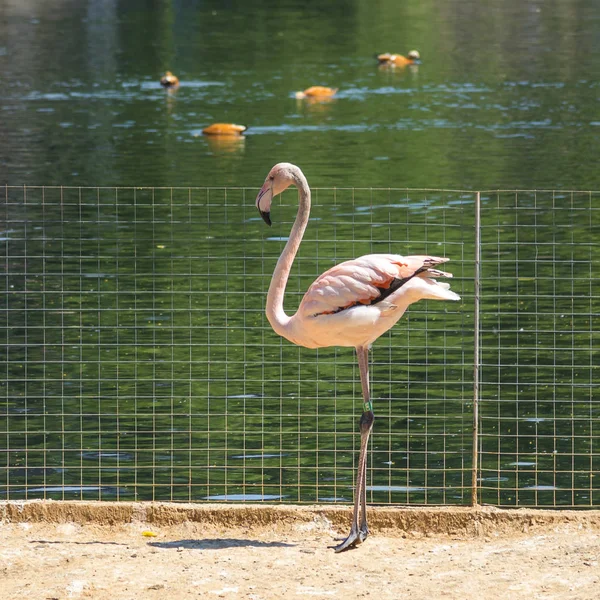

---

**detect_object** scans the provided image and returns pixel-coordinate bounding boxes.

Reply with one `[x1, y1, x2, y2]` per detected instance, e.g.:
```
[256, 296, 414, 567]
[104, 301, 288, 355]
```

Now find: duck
[202, 123, 247, 136]
[294, 86, 338, 100]
[376, 50, 421, 67]
[160, 71, 180, 88]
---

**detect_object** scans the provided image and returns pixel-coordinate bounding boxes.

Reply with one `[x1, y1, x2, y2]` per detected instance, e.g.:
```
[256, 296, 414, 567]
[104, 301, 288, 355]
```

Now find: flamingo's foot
[359, 524, 369, 543]
[331, 527, 364, 553]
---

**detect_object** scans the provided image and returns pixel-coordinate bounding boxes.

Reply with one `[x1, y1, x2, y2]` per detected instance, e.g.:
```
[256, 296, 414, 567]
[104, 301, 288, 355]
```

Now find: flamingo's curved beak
[256, 182, 273, 226]
[260, 209, 271, 226]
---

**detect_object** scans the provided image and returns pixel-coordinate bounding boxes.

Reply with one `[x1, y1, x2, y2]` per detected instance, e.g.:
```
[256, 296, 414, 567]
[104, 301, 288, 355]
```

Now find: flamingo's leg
[333, 346, 374, 553]
[357, 346, 371, 542]
[359, 439, 369, 542]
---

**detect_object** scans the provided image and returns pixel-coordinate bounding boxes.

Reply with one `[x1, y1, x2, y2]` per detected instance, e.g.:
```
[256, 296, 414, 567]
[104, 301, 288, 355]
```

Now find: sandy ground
[1, 503, 600, 600]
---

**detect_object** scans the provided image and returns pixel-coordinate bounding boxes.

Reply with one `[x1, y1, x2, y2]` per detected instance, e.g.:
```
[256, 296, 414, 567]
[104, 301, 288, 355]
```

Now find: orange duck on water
[294, 86, 338, 100]
[202, 123, 247, 136]
[376, 50, 420, 67]
[160, 71, 180, 88]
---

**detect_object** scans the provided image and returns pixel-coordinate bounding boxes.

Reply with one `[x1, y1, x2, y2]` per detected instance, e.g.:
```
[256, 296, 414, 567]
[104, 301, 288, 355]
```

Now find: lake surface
[1, 0, 599, 506]
[2, 0, 600, 189]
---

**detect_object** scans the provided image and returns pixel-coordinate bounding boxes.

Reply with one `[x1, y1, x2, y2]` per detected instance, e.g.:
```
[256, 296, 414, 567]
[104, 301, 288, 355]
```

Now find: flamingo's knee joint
[359, 410, 375, 432]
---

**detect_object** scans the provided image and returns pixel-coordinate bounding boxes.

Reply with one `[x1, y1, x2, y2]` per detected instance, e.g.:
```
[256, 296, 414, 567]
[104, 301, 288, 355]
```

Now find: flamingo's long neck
[266, 173, 311, 340]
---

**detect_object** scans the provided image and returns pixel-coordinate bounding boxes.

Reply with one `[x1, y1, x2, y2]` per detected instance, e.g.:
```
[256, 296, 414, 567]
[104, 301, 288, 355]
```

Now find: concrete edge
[2, 501, 600, 536]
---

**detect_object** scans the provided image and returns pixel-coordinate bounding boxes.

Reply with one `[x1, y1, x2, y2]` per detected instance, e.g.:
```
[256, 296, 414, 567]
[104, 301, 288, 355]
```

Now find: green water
[2, 0, 600, 189]
[1, 0, 599, 506]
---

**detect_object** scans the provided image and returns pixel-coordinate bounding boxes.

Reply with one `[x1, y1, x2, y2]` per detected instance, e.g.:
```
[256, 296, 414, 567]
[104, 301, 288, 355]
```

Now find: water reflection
[1, 486, 130, 498]
[295, 95, 337, 113]
[366, 486, 426, 492]
[230, 454, 290, 460]
[203, 134, 246, 155]
[204, 494, 286, 501]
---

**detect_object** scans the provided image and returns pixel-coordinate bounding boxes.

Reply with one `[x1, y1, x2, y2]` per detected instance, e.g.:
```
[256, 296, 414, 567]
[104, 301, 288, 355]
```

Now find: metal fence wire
[477, 190, 599, 507]
[1, 186, 598, 508]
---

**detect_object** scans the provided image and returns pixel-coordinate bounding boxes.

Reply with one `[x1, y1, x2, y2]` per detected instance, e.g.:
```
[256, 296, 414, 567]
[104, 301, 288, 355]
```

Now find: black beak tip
[260, 210, 272, 226]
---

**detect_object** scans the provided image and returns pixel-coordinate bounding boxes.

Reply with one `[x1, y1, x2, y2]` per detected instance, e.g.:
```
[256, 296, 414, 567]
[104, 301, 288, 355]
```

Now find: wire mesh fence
[1, 185, 598, 508]
[477, 190, 600, 507]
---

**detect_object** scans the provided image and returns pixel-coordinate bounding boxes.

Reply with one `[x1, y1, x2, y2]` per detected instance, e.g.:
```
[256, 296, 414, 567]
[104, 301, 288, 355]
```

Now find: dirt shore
[1, 502, 600, 599]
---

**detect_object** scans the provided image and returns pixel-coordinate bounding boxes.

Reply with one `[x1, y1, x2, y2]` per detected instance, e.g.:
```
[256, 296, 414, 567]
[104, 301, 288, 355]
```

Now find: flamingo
[294, 86, 338, 100]
[376, 50, 421, 67]
[256, 163, 460, 552]
[160, 71, 180, 88]
[202, 123, 247, 136]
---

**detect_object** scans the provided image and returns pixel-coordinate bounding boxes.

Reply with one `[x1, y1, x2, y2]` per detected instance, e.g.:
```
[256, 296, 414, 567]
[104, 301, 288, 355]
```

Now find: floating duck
[294, 86, 338, 100]
[202, 123, 247, 136]
[160, 71, 180, 88]
[376, 50, 421, 67]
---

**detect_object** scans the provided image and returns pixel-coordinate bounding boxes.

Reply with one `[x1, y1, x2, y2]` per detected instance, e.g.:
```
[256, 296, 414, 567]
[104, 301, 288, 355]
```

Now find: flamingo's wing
[298, 254, 449, 318]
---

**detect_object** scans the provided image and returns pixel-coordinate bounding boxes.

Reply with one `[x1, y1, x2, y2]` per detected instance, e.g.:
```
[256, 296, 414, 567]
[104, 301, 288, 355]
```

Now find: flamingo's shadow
[149, 538, 296, 550]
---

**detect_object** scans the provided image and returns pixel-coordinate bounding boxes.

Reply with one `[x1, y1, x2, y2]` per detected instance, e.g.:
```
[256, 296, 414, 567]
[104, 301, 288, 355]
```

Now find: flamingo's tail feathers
[426, 285, 461, 302]
[425, 268, 452, 278]
[421, 256, 450, 268]
[415, 256, 461, 302]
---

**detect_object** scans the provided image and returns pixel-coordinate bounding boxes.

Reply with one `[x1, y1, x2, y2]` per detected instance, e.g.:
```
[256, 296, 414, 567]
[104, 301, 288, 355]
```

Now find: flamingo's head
[255, 162, 298, 226]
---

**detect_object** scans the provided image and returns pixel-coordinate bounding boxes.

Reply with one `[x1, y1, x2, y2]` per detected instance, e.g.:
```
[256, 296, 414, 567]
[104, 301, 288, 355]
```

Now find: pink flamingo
[256, 163, 461, 552]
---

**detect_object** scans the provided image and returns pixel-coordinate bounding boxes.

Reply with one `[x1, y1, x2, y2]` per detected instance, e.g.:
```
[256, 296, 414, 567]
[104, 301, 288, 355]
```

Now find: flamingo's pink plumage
[256, 163, 460, 552]
[288, 254, 458, 350]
